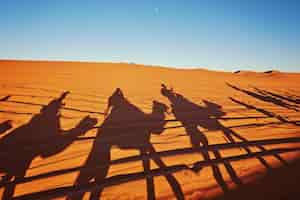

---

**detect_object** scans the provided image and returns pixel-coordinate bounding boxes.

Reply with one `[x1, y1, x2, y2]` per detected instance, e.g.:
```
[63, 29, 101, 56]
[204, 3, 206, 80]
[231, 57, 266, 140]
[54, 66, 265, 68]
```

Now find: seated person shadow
[0, 91, 97, 200]
[69, 88, 184, 200]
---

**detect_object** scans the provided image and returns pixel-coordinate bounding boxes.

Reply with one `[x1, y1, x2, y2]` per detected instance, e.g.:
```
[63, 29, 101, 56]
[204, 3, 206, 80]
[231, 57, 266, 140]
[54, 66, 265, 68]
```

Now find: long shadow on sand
[160, 84, 290, 193]
[9, 137, 300, 200]
[0, 95, 104, 115]
[1, 87, 300, 200]
[226, 83, 299, 111]
[253, 87, 300, 105]
[0, 92, 97, 200]
[229, 97, 299, 127]
[161, 84, 242, 192]
[68, 88, 184, 200]
[214, 156, 300, 200]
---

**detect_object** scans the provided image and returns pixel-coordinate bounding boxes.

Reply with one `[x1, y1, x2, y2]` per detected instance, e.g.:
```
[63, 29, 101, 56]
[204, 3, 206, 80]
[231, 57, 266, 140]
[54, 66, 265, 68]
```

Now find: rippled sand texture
[0, 60, 300, 200]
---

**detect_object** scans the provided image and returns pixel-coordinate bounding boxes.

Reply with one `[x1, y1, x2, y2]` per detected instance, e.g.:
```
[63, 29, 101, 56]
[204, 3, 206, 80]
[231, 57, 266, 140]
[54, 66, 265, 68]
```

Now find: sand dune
[0, 60, 300, 200]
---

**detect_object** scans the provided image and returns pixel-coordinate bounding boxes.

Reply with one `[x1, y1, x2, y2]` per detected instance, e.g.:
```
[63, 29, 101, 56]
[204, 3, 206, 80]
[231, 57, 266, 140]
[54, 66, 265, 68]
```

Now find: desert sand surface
[0, 60, 300, 200]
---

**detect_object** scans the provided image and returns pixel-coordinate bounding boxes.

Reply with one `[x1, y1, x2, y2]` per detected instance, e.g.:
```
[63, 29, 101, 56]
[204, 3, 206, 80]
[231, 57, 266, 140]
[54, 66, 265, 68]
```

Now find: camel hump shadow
[101, 88, 168, 149]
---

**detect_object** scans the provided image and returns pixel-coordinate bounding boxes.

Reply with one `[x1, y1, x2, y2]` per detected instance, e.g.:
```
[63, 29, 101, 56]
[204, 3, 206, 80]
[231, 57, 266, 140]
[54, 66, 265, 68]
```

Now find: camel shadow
[0, 92, 97, 200]
[69, 88, 184, 200]
[160, 84, 243, 192]
[1, 86, 296, 200]
[160, 84, 289, 193]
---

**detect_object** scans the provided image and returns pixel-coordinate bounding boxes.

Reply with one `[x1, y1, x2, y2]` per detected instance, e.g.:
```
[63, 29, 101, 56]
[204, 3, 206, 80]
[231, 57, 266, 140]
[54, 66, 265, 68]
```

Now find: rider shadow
[69, 88, 184, 200]
[0, 92, 97, 200]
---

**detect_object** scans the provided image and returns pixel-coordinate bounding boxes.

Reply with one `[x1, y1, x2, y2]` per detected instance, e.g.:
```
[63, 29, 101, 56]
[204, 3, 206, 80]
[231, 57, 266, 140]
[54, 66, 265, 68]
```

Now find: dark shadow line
[1, 84, 107, 99]
[226, 129, 287, 167]
[1, 119, 300, 159]
[2, 96, 299, 125]
[12, 147, 300, 200]
[0, 109, 85, 121]
[3, 95, 300, 121]
[0, 97, 105, 115]
[0, 110, 33, 115]
[253, 87, 300, 105]
[226, 83, 298, 111]
[227, 120, 300, 129]
[229, 97, 299, 127]
[90, 114, 300, 129]
[0, 93, 105, 105]
[162, 119, 300, 133]
[224, 99, 290, 165]
[3, 136, 300, 188]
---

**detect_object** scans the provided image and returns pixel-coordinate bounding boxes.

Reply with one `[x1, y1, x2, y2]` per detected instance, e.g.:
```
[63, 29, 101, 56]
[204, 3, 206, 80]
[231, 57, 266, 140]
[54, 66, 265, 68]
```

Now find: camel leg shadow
[141, 147, 155, 200]
[2, 170, 26, 200]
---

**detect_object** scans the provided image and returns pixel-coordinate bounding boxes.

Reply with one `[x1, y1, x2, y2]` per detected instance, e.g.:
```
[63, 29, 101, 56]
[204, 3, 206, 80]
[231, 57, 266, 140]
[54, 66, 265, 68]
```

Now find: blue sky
[0, 0, 299, 71]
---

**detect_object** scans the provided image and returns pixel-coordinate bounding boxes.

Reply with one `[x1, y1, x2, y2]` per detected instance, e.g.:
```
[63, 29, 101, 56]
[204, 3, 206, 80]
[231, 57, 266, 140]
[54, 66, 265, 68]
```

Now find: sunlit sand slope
[0, 60, 300, 200]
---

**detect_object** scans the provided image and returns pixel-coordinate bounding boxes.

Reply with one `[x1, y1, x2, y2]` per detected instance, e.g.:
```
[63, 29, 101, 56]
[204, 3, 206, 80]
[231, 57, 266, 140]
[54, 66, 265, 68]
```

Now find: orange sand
[0, 60, 299, 200]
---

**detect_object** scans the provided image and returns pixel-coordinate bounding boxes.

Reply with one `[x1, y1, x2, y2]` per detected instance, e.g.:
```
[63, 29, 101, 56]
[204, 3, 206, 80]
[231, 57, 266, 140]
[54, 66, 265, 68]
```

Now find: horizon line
[0, 58, 298, 73]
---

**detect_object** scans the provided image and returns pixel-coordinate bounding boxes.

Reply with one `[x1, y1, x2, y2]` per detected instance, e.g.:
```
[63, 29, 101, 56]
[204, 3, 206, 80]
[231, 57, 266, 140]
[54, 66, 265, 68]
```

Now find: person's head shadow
[0, 91, 96, 200]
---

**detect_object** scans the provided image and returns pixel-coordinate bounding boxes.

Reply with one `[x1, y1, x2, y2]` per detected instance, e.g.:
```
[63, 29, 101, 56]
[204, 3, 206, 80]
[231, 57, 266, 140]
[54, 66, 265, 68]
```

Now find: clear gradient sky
[0, 0, 299, 71]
